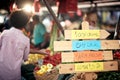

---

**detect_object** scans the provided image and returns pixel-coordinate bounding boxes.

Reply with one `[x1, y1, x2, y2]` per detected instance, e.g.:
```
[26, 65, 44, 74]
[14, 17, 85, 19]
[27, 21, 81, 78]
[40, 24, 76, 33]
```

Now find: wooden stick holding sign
[65, 30, 110, 39]
[54, 40, 120, 51]
[82, 14, 89, 30]
[81, 15, 96, 80]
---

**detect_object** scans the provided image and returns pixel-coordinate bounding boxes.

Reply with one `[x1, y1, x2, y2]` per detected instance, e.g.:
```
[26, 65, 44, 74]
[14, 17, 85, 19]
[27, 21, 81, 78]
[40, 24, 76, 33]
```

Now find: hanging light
[23, 4, 33, 13]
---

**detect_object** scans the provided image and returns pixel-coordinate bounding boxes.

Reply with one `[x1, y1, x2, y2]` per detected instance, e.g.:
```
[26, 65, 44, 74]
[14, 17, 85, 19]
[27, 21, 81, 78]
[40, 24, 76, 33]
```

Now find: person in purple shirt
[0, 10, 30, 80]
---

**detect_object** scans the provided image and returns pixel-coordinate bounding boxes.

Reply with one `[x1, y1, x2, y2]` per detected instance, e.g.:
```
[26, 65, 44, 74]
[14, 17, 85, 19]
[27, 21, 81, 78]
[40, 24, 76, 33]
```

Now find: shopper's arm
[30, 49, 47, 55]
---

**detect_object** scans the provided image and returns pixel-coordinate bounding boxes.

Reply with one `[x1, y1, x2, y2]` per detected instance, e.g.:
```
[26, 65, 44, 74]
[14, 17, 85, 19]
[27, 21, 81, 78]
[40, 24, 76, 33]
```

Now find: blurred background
[0, 0, 120, 38]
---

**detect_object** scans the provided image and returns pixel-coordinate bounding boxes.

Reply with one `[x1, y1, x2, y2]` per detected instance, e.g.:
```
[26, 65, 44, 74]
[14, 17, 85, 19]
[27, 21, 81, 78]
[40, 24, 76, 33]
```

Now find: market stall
[22, 0, 120, 80]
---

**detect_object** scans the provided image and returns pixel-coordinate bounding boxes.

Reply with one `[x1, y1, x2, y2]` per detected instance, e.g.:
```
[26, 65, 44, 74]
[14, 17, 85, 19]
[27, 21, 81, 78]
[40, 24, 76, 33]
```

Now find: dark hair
[32, 15, 40, 22]
[10, 10, 29, 29]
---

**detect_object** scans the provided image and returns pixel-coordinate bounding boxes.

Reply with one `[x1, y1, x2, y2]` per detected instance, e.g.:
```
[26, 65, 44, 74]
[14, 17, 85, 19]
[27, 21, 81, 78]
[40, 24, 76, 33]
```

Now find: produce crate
[34, 68, 59, 80]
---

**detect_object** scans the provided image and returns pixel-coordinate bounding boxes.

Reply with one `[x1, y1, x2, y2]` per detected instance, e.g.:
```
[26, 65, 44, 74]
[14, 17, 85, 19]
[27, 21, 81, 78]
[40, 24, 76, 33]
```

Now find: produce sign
[61, 51, 113, 62]
[59, 61, 118, 74]
[65, 30, 110, 39]
[54, 24, 119, 75]
[54, 40, 120, 51]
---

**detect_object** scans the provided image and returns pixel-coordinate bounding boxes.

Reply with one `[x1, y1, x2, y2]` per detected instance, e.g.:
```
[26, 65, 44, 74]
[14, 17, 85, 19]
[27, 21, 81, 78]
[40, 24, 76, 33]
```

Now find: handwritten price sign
[59, 61, 118, 74]
[54, 40, 120, 51]
[61, 51, 113, 62]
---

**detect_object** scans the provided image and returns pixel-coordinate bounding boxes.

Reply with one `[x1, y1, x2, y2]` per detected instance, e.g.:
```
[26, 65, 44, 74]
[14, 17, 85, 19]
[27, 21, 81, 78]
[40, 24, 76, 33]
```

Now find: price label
[72, 30, 100, 39]
[74, 51, 103, 61]
[72, 40, 101, 51]
[75, 62, 104, 72]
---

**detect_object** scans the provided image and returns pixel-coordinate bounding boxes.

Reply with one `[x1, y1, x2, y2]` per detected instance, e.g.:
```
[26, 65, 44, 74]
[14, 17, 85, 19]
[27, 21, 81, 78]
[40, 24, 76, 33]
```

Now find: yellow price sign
[72, 30, 100, 39]
[75, 62, 104, 72]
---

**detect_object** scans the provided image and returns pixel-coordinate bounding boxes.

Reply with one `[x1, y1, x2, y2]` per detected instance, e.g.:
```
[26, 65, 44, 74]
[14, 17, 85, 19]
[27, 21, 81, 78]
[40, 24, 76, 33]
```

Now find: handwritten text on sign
[72, 30, 100, 39]
[75, 62, 104, 72]
[72, 40, 101, 51]
[74, 51, 103, 61]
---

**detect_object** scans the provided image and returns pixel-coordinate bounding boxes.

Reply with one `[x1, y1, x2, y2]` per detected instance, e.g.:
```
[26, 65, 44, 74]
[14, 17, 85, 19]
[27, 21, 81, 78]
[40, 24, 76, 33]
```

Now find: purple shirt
[0, 27, 30, 80]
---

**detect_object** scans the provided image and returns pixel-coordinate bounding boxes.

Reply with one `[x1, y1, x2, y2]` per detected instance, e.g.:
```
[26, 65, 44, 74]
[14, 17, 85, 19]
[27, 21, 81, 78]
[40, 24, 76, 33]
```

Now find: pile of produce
[34, 63, 54, 75]
[24, 54, 45, 64]
[43, 52, 61, 66]
[113, 50, 120, 59]
[33, 51, 61, 79]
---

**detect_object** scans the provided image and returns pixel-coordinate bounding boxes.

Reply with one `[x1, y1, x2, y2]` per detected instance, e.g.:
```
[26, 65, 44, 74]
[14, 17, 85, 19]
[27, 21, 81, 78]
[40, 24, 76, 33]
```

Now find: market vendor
[31, 15, 50, 49]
